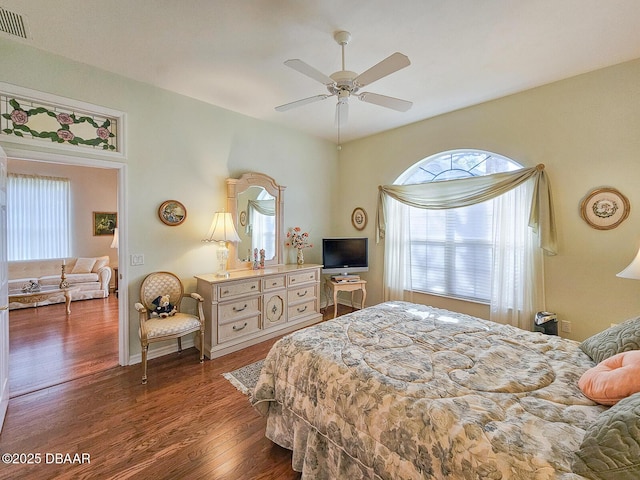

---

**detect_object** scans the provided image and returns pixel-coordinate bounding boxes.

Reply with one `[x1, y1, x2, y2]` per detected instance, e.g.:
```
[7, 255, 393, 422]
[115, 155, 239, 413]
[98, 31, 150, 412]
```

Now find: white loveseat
[8, 256, 112, 310]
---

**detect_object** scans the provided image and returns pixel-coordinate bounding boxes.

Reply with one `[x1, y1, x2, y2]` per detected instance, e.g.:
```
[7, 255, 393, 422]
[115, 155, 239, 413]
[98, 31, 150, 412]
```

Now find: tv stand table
[325, 278, 367, 319]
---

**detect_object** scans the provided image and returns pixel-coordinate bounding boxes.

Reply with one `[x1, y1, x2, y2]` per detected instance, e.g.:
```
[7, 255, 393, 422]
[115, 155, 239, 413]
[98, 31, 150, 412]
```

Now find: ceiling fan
[275, 31, 412, 128]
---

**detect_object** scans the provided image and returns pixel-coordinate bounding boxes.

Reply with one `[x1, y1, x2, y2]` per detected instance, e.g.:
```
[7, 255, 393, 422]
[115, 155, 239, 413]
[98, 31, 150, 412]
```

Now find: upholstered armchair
[134, 271, 205, 384]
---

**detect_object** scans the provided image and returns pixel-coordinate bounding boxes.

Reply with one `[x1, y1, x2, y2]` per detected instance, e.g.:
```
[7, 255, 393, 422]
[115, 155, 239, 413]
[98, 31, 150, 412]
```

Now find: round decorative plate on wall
[351, 207, 367, 231]
[158, 200, 187, 226]
[580, 187, 630, 230]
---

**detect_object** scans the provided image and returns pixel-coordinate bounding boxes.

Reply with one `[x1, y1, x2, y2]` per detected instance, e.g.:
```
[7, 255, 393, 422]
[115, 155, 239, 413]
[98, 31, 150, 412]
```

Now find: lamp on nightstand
[203, 212, 241, 278]
[617, 246, 640, 280]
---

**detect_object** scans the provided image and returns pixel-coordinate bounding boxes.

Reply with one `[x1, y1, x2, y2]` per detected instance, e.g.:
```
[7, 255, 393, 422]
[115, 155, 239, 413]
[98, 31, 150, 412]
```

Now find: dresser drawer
[288, 269, 318, 287]
[218, 315, 261, 343]
[288, 299, 316, 321]
[287, 284, 317, 303]
[263, 275, 286, 291]
[263, 291, 286, 328]
[218, 279, 260, 299]
[218, 297, 260, 323]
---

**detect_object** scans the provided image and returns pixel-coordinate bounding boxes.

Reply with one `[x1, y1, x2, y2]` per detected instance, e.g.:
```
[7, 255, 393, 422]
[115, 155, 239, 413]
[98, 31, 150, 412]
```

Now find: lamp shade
[617, 246, 640, 280]
[110, 227, 119, 249]
[203, 212, 241, 243]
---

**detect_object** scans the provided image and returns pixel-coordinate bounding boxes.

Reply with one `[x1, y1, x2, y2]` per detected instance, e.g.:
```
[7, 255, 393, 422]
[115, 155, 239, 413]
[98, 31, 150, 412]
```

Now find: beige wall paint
[7, 159, 118, 273]
[0, 39, 339, 360]
[338, 58, 640, 341]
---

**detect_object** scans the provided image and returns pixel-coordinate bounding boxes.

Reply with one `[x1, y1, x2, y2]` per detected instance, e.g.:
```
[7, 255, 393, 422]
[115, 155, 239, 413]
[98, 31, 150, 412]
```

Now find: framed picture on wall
[351, 207, 367, 231]
[158, 200, 187, 226]
[580, 187, 630, 230]
[93, 211, 117, 236]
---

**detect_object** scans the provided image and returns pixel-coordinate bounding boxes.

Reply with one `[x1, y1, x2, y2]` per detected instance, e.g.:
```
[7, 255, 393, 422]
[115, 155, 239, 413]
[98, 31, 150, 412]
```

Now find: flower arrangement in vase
[285, 227, 312, 265]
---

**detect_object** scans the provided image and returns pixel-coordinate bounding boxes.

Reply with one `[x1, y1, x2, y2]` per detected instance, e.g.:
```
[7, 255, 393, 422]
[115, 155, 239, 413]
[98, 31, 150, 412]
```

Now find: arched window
[396, 149, 522, 302]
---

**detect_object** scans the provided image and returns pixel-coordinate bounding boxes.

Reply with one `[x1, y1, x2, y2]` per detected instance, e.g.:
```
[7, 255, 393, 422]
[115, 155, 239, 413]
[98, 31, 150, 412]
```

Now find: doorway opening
[4, 147, 127, 396]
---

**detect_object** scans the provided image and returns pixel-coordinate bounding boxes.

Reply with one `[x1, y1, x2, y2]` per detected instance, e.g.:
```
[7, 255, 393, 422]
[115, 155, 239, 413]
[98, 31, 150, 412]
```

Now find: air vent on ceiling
[0, 7, 29, 39]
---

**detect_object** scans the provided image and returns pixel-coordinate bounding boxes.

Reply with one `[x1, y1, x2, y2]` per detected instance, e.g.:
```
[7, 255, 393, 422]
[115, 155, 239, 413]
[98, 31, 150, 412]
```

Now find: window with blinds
[398, 150, 521, 303]
[7, 173, 71, 261]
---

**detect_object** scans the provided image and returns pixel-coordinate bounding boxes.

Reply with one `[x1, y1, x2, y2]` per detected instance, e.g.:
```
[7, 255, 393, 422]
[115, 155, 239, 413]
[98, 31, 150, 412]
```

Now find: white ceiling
[3, 0, 640, 143]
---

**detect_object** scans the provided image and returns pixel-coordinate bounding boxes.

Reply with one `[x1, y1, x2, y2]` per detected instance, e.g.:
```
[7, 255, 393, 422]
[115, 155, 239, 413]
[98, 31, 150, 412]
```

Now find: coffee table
[8, 286, 80, 315]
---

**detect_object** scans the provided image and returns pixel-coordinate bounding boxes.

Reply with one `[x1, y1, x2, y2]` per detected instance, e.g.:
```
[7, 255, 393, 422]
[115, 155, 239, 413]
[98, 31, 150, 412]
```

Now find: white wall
[0, 39, 339, 359]
[337, 58, 640, 341]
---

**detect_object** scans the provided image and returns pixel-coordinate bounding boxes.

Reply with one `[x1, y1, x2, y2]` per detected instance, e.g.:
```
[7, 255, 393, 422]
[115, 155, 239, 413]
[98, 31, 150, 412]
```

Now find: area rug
[222, 359, 264, 396]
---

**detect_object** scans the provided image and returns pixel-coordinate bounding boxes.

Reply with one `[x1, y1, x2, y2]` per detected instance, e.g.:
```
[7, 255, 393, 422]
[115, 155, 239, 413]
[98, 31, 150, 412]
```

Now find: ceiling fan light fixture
[276, 30, 412, 133]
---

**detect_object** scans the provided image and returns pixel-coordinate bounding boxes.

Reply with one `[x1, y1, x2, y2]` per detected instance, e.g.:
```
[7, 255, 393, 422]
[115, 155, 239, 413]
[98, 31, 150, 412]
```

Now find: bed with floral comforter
[251, 301, 604, 479]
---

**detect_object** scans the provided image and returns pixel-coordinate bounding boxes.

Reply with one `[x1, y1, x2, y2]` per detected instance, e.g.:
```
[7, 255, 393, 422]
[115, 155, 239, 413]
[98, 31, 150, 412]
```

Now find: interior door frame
[1, 146, 129, 366]
[0, 143, 8, 430]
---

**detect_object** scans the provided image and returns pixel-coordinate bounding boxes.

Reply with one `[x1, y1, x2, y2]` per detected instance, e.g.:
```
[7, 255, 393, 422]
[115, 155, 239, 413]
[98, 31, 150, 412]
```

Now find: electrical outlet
[130, 254, 144, 266]
[561, 320, 571, 333]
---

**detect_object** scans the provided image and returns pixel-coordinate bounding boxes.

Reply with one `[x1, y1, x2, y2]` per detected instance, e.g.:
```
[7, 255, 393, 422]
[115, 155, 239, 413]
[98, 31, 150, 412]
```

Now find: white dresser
[195, 264, 323, 359]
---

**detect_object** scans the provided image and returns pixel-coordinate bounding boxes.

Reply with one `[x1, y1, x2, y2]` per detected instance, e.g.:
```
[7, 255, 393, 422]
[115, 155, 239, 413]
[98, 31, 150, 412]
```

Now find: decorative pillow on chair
[572, 392, 640, 480]
[71, 257, 97, 274]
[580, 316, 640, 363]
[579, 350, 640, 405]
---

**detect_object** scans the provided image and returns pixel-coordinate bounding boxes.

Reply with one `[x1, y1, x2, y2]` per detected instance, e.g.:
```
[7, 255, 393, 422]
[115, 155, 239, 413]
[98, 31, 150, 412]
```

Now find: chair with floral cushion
[134, 271, 205, 384]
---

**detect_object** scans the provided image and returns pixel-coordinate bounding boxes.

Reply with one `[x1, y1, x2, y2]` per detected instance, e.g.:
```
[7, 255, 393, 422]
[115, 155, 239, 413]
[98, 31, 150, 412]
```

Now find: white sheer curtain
[7, 173, 70, 261]
[383, 198, 412, 301]
[490, 180, 544, 329]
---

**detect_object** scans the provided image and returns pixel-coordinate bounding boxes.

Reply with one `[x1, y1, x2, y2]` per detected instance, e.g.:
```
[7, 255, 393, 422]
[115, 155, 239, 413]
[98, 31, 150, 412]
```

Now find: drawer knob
[233, 322, 248, 331]
[297, 305, 307, 313]
[251, 285, 256, 289]
[233, 304, 248, 312]
[223, 290, 229, 295]
[297, 290, 307, 297]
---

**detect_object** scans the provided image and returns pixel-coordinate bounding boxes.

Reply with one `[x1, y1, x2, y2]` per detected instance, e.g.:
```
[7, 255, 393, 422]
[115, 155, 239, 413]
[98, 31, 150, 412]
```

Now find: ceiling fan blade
[335, 100, 348, 128]
[358, 92, 413, 112]
[275, 94, 330, 112]
[354, 52, 410, 87]
[284, 59, 335, 86]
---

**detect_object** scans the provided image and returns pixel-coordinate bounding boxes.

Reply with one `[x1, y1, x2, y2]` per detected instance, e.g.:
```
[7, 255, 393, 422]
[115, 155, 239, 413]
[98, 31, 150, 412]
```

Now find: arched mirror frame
[227, 172, 286, 270]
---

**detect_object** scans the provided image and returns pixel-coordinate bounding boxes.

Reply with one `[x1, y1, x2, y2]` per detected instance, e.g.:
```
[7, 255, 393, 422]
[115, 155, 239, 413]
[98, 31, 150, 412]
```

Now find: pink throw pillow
[579, 350, 640, 405]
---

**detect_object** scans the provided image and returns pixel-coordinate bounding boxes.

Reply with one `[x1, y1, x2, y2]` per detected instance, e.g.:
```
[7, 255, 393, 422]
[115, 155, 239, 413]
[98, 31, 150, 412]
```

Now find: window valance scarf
[246, 199, 276, 235]
[247, 199, 275, 217]
[376, 164, 557, 255]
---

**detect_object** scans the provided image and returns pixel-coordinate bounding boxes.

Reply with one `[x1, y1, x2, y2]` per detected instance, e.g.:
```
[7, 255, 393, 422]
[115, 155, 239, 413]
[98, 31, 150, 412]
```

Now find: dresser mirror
[227, 172, 285, 270]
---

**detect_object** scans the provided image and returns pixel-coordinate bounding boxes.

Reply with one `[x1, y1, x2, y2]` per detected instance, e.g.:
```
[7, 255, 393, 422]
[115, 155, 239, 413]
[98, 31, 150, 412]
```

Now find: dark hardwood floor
[8, 295, 119, 398]
[0, 299, 355, 479]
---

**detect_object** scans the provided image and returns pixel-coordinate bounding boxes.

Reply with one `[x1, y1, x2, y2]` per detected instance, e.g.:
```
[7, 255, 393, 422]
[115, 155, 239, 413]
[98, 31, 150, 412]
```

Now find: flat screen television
[322, 237, 369, 275]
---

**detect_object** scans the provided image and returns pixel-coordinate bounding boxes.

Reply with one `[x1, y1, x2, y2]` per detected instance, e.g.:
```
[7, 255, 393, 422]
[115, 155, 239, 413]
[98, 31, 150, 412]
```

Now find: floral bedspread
[251, 301, 604, 479]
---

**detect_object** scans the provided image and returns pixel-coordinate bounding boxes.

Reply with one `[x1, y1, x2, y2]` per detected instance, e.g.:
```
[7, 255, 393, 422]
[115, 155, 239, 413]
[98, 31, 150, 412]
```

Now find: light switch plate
[130, 254, 144, 266]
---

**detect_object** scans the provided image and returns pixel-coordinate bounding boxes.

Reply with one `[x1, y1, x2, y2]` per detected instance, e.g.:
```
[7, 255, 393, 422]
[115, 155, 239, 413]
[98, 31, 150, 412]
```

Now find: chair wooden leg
[141, 344, 148, 385]
[199, 328, 205, 363]
[177, 337, 182, 354]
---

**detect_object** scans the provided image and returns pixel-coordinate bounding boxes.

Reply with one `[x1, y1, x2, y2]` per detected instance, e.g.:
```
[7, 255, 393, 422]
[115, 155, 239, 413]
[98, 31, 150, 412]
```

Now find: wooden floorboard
[0, 301, 355, 479]
[8, 295, 119, 397]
